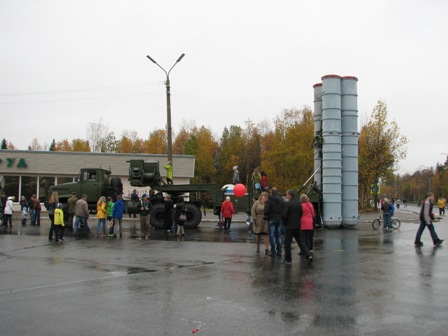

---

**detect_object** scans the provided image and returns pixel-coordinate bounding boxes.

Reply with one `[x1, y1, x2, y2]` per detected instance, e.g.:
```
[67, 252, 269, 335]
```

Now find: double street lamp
[146, 53, 185, 162]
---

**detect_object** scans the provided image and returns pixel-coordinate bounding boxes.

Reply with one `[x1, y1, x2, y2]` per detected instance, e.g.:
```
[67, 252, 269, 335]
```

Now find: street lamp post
[146, 53, 185, 162]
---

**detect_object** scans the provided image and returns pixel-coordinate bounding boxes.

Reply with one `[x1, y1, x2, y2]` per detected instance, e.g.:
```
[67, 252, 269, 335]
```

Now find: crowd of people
[1, 162, 445, 255]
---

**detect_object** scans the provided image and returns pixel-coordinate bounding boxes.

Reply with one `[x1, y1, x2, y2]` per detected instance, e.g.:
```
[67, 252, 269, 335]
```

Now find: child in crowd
[54, 203, 64, 243]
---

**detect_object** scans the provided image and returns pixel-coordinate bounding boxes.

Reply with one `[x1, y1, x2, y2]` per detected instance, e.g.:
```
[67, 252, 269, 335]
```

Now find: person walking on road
[437, 197, 446, 216]
[221, 196, 235, 233]
[282, 189, 312, 264]
[264, 187, 284, 257]
[415, 192, 444, 247]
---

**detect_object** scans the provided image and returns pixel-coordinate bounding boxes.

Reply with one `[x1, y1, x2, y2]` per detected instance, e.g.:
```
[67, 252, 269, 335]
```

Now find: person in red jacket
[221, 196, 235, 233]
[300, 193, 315, 251]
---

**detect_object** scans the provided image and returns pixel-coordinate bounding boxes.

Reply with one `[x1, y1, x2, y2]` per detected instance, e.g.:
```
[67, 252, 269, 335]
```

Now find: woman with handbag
[176, 196, 187, 236]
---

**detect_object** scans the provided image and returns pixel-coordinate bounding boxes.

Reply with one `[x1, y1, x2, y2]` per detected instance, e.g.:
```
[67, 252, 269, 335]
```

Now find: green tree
[103, 132, 117, 153]
[216, 125, 244, 186]
[1, 138, 7, 149]
[49, 139, 56, 151]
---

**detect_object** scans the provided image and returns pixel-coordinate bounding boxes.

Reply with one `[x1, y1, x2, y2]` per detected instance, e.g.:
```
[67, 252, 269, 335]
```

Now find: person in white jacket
[3, 196, 14, 227]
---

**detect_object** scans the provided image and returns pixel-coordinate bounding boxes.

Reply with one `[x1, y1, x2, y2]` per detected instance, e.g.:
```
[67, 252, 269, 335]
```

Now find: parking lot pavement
[0, 206, 447, 335]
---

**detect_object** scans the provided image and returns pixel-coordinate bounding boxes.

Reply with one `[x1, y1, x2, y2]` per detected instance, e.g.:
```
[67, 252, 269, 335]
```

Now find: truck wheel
[184, 203, 202, 229]
[150, 203, 166, 229]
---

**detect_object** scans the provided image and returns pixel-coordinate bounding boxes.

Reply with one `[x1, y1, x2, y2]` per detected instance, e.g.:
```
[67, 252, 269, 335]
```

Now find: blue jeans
[268, 220, 282, 255]
[96, 218, 106, 234]
[383, 213, 392, 230]
[73, 216, 90, 236]
[415, 221, 440, 244]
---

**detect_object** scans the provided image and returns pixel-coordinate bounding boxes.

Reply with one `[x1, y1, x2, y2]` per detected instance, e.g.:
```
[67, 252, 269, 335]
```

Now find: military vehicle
[126, 159, 252, 229]
[43, 159, 322, 230]
[41, 160, 252, 229]
[41, 168, 123, 213]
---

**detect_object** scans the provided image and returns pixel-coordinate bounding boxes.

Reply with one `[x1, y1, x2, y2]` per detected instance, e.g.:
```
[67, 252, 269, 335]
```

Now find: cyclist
[381, 198, 392, 231]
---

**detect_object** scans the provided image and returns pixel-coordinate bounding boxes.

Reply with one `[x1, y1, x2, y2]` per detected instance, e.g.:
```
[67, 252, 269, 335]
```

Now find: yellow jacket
[54, 208, 64, 226]
[97, 202, 107, 219]
[438, 199, 446, 209]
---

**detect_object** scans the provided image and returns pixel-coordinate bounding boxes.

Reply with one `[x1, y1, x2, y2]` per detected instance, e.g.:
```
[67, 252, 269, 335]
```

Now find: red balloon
[233, 183, 247, 198]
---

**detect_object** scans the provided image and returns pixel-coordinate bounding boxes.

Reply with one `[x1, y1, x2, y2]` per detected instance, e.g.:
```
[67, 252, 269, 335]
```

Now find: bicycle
[372, 212, 401, 230]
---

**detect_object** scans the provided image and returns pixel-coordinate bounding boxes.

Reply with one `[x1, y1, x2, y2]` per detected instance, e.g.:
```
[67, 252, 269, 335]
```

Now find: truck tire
[184, 203, 202, 229]
[150, 202, 202, 229]
[150, 203, 166, 229]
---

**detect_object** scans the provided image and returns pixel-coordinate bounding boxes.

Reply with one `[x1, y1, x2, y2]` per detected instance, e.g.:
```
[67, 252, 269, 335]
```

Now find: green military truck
[41, 168, 123, 214]
[126, 159, 253, 229]
[41, 160, 252, 229]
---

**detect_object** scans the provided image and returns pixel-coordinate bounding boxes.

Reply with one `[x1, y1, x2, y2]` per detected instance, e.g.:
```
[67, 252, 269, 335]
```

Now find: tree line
[3, 100, 424, 208]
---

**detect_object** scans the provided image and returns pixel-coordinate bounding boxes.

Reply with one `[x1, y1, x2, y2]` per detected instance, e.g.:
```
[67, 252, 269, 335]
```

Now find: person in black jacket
[281, 189, 312, 264]
[264, 187, 284, 257]
[164, 195, 174, 233]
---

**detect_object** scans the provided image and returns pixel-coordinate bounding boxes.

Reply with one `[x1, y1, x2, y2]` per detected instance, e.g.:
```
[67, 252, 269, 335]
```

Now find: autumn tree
[144, 129, 167, 154]
[172, 128, 191, 155]
[358, 100, 408, 208]
[54, 139, 72, 151]
[261, 107, 314, 192]
[116, 130, 145, 153]
[238, 120, 263, 187]
[72, 139, 91, 152]
[184, 126, 218, 183]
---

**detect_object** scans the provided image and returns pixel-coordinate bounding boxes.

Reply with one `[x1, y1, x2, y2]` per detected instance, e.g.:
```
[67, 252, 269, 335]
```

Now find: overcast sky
[1, 0, 447, 174]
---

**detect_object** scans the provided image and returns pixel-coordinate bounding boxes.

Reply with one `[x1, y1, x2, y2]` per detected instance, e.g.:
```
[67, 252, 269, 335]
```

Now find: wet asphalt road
[0, 205, 447, 336]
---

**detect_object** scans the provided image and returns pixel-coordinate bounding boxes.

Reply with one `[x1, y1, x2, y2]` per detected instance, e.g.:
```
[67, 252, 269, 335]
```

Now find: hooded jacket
[264, 194, 284, 221]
